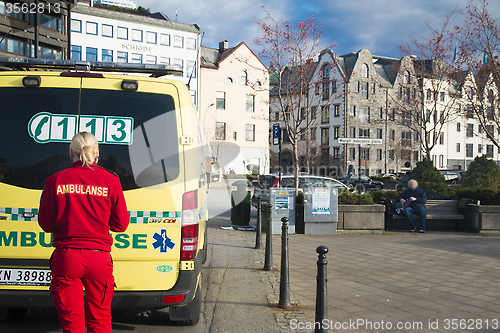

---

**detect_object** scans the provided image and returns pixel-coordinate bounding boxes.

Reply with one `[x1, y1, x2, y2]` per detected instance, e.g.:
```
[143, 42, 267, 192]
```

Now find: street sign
[273, 123, 280, 145]
[337, 138, 382, 145]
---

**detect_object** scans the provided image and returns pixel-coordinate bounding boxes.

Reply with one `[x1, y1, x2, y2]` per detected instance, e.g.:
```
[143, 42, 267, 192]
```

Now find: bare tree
[254, 8, 340, 194]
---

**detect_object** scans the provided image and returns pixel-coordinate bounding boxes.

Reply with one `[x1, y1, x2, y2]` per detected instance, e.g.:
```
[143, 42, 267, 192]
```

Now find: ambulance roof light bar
[0, 57, 183, 78]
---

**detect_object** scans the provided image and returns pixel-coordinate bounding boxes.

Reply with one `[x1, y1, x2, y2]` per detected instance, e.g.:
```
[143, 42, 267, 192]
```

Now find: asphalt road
[1, 187, 271, 333]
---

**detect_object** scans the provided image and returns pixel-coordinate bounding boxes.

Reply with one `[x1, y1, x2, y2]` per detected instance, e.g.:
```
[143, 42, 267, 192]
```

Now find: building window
[466, 144, 473, 157]
[487, 145, 494, 158]
[440, 92, 445, 102]
[233, 132, 237, 141]
[186, 60, 196, 78]
[466, 105, 474, 118]
[402, 111, 411, 126]
[160, 33, 171, 46]
[350, 148, 356, 159]
[371, 83, 376, 94]
[174, 35, 184, 48]
[478, 144, 483, 154]
[360, 82, 368, 99]
[389, 109, 395, 120]
[86, 47, 97, 61]
[349, 127, 356, 138]
[359, 107, 369, 122]
[333, 127, 340, 139]
[70, 45, 81, 60]
[333, 104, 340, 117]
[389, 150, 395, 160]
[478, 125, 483, 134]
[402, 71, 410, 84]
[187, 37, 197, 50]
[132, 29, 143, 42]
[456, 143, 461, 153]
[311, 128, 316, 140]
[102, 49, 113, 62]
[215, 122, 226, 140]
[439, 132, 444, 145]
[402, 132, 411, 146]
[240, 71, 248, 85]
[246, 95, 255, 112]
[173, 59, 183, 76]
[322, 64, 330, 78]
[321, 128, 329, 145]
[457, 123, 461, 132]
[71, 19, 82, 33]
[439, 155, 444, 168]
[333, 147, 340, 159]
[426, 89, 431, 100]
[102, 24, 113, 38]
[376, 149, 383, 161]
[376, 128, 383, 139]
[360, 148, 370, 160]
[131, 53, 142, 63]
[216, 91, 226, 110]
[414, 151, 419, 161]
[358, 128, 370, 138]
[245, 124, 255, 141]
[146, 55, 157, 64]
[146, 31, 157, 44]
[376, 108, 383, 119]
[389, 130, 395, 140]
[321, 106, 330, 124]
[117, 51, 128, 63]
[466, 124, 474, 138]
[349, 105, 356, 116]
[159, 57, 170, 65]
[332, 80, 337, 93]
[361, 63, 369, 78]
[322, 81, 330, 100]
[86, 21, 98, 35]
[117, 26, 128, 40]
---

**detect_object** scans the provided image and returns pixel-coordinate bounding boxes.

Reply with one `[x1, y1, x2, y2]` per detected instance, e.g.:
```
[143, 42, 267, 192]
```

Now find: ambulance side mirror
[210, 162, 221, 184]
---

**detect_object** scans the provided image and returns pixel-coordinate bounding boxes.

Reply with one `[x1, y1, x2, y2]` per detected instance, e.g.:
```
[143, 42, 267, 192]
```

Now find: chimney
[219, 40, 228, 52]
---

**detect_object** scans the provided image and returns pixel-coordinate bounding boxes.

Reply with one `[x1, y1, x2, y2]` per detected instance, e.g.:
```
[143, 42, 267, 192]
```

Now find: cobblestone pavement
[268, 231, 500, 333]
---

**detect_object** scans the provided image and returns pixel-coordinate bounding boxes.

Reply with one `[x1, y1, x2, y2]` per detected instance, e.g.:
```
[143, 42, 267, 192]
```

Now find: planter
[337, 204, 385, 232]
[467, 204, 500, 233]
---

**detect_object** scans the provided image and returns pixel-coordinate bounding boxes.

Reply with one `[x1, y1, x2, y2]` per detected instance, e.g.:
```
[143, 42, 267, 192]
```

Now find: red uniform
[38, 161, 129, 333]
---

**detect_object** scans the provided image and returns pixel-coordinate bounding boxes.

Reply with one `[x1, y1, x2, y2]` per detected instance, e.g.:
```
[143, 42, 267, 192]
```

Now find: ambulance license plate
[0, 268, 52, 286]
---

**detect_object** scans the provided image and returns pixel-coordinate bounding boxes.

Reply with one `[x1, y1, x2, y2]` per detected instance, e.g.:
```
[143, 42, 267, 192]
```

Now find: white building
[200, 41, 269, 175]
[70, 2, 201, 106]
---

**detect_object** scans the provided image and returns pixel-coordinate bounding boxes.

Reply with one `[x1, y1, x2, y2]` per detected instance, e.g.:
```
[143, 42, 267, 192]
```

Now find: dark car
[337, 174, 384, 192]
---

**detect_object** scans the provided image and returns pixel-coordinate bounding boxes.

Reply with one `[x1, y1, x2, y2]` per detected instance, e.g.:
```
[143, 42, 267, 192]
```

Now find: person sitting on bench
[398, 179, 427, 233]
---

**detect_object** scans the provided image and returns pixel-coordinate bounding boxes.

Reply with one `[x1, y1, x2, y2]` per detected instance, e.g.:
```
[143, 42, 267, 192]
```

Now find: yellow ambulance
[0, 57, 219, 325]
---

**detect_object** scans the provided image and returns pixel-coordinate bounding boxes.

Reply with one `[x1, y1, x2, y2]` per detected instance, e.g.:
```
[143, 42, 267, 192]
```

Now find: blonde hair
[70, 132, 99, 166]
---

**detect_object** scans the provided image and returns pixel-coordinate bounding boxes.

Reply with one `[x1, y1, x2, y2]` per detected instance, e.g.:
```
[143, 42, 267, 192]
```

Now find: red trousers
[50, 248, 115, 333]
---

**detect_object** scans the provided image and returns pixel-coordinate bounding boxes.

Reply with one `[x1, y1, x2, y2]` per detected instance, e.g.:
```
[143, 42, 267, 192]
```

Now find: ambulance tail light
[181, 190, 199, 261]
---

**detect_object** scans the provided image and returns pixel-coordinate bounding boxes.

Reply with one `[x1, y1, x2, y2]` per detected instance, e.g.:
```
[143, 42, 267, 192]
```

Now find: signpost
[338, 138, 382, 205]
[273, 124, 282, 185]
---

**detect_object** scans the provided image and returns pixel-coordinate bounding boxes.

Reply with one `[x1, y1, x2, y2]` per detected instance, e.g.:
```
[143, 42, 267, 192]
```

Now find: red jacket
[38, 161, 130, 252]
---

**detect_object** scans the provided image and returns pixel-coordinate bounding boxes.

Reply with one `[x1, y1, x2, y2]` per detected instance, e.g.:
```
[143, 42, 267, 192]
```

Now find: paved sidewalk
[269, 231, 500, 332]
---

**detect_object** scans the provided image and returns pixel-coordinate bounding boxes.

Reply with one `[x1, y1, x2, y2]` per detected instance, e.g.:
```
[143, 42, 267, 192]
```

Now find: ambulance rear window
[0, 87, 179, 191]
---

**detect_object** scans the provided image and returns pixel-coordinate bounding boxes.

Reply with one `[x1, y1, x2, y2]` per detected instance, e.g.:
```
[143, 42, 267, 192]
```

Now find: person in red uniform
[38, 132, 130, 333]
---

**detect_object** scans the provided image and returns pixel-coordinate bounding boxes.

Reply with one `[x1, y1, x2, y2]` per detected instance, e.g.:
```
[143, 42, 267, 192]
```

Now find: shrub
[454, 187, 500, 205]
[384, 190, 399, 199]
[338, 191, 374, 205]
[463, 155, 500, 190]
[409, 159, 448, 195]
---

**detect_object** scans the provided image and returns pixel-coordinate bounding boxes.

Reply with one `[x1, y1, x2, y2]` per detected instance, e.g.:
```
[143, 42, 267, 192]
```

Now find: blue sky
[139, 0, 500, 59]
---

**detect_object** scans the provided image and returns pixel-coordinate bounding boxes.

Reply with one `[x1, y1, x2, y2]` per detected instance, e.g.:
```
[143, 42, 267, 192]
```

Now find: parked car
[251, 174, 348, 207]
[381, 173, 397, 180]
[337, 174, 384, 191]
[396, 169, 464, 191]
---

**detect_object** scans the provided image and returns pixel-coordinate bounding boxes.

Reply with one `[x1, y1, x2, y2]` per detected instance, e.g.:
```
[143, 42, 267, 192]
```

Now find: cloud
[141, 0, 500, 59]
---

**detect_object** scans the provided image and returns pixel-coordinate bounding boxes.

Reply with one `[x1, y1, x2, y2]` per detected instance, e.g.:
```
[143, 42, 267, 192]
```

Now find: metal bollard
[315, 246, 329, 333]
[254, 197, 262, 249]
[263, 203, 274, 271]
[278, 217, 290, 308]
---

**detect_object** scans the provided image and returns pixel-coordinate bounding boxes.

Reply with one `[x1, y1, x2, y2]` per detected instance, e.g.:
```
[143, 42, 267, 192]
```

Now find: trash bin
[231, 180, 251, 226]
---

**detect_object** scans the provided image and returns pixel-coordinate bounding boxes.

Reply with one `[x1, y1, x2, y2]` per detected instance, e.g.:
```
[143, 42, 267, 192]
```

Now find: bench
[384, 199, 469, 231]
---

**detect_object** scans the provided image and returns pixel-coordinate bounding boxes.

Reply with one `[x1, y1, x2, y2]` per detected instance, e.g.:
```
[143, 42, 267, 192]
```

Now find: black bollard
[315, 246, 329, 333]
[254, 197, 262, 249]
[263, 203, 273, 271]
[278, 217, 290, 308]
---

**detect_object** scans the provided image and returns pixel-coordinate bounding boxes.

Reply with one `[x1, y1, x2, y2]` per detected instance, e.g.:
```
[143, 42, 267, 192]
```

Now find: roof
[200, 42, 267, 70]
[72, 3, 201, 34]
